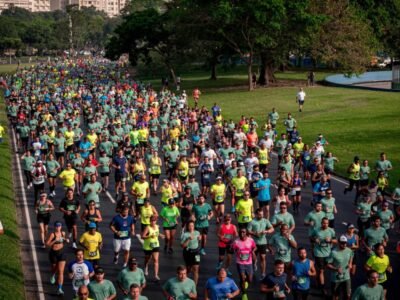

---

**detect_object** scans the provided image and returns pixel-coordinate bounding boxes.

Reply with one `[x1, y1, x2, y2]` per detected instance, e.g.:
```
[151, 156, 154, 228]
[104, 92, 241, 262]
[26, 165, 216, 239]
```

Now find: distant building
[0, 0, 51, 12]
[1, 0, 126, 16]
[51, 0, 127, 16]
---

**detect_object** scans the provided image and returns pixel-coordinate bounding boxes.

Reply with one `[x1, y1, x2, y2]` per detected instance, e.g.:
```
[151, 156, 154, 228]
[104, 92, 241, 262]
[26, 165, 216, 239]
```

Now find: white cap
[339, 235, 348, 243]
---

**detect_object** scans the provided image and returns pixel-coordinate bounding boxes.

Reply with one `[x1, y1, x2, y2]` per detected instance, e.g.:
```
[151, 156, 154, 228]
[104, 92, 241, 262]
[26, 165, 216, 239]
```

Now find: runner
[88, 267, 117, 300]
[160, 198, 180, 254]
[351, 270, 384, 300]
[289, 247, 316, 300]
[181, 220, 202, 285]
[59, 188, 81, 249]
[141, 216, 163, 281]
[79, 222, 103, 268]
[204, 268, 240, 300]
[67, 249, 94, 296]
[35, 193, 55, 248]
[260, 259, 291, 300]
[192, 194, 213, 255]
[162, 265, 197, 300]
[117, 257, 146, 296]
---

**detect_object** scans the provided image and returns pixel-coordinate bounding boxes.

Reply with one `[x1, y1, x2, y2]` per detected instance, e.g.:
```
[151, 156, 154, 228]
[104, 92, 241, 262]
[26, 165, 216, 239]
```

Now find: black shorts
[328, 219, 335, 229]
[47, 174, 57, 179]
[144, 248, 159, 256]
[49, 248, 66, 264]
[256, 244, 267, 255]
[64, 215, 77, 230]
[41, 149, 48, 156]
[150, 173, 160, 179]
[195, 227, 209, 235]
[258, 200, 270, 208]
[298, 100, 304, 105]
[213, 200, 224, 206]
[238, 222, 250, 230]
[360, 179, 369, 187]
[37, 213, 51, 225]
[115, 173, 126, 183]
[66, 145, 73, 153]
[201, 178, 211, 187]
[139, 141, 148, 148]
[55, 152, 65, 159]
[163, 225, 177, 231]
[381, 280, 389, 290]
[179, 175, 188, 182]
[315, 256, 328, 269]
[100, 172, 110, 177]
[183, 249, 200, 266]
[219, 246, 234, 256]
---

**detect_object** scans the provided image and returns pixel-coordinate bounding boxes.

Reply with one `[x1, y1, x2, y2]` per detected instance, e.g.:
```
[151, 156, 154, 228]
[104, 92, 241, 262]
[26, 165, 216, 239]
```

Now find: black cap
[95, 267, 105, 274]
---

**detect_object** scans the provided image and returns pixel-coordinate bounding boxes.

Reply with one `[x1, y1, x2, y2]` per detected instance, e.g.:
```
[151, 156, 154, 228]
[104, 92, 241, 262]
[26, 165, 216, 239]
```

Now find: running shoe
[154, 275, 160, 282]
[253, 262, 257, 272]
[57, 288, 64, 295]
[215, 261, 223, 270]
[227, 270, 232, 277]
[200, 248, 206, 256]
[231, 207, 235, 213]
[113, 255, 119, 264]
[144, 266, 149, 276]
[72, 242, 77, 249]
[123, 262, 127, 268]
[50, 274, 56, 285]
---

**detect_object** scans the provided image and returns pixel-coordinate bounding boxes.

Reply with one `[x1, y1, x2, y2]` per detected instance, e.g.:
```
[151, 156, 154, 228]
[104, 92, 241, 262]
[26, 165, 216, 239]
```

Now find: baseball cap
[339, 235, 348, 243]
[347, 223, 355, 229]
[216, 176, 222, 180]
[88, 222, 97, 229]
[129, 257, 138, 264]
[54, 221, 62, 227]
[168, 198, 175, 204]
[95, 267, 105, 274]
[264, 133, 269, 137]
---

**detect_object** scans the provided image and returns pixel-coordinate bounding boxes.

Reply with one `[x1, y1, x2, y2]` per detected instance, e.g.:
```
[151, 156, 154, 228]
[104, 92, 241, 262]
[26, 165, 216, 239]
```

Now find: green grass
[0, 65, 25, 300]
[0, 63, 32, 75]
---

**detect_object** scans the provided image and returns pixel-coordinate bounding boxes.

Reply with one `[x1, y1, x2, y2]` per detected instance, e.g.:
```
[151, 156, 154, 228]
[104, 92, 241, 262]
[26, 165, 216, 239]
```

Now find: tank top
[52, 232, 65, 246]
[258, 149, 269, 164]
[133, 163, 145, 176]
[292, 259, 311, 291]
[38, 200, 50, 215]
[85, 208, 98, 224]
[143, 225, 160, 251]
[218, 224, 236, 248]
[150, 157, 161, 174]
[275, 195, 287, 214]
[345, 233, 357, 248]
[140, 205, 153, 225]
[349, 163, 360, 180]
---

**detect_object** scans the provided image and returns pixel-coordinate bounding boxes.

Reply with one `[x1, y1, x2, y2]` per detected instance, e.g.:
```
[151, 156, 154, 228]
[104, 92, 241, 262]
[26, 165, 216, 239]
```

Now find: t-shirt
[88, 279, 116, 300]
[321, 197, 335, 220]
[117, 267, 146, 291]
[67, 260, 93, 290]
[79, 232, 103, 260]
[59, 168, 77, 187]
[231, 176, 248, 197]
[211, 183, 226, 203]
[113, 156, 128, 174]
[181, 231, 200, 250]
[160, 206, 180, 227]
[377, 210, 393, 230]
[110, 214, 136, 240]
[261, 272, 288, 299]
[256, 178, 271, 201]
[132, 181, 149, 204]
[98, 156, 111, 173]
[247, 218, 272, 245]
[60, 198, 80, 217]
[352, 284, 384, 300]
[358, 202, 372, 222]
[304, 210, 326, 236]
[327, 248, 353, 282]
[232, 237, 256, 265]
[162, 277, 197, 299]
[312, 228, 336, 258]
[193, 203, 212, 228]
[205, 276, 239, 300]
[366, 255, 390, 283]
[83, 182, 102, 205]
[269, 233, 295, 263]
[364, 227, 388, 249]
[235, 199, 253, 223]
[271, 212, 295, 228]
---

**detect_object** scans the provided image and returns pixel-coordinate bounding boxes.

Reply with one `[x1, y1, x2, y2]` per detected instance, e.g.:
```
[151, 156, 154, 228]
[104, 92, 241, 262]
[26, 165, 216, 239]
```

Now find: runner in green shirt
[247, 208, 274, 277]
[327, 235, 354, 300]
[268, 224, 297, 264]
[160, 199, 180, 254]
[363, 216, 388, 256]
[192, 194, 213, 255]
[88, 268, 117, 300]
[351, 270, 384, 300]
[162, 265, 197, 300]
[117, 258, 146, 296]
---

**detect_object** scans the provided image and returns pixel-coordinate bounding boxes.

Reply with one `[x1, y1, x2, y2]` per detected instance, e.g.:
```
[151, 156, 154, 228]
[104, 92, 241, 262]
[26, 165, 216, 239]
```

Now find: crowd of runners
[2, 58, 399, 300]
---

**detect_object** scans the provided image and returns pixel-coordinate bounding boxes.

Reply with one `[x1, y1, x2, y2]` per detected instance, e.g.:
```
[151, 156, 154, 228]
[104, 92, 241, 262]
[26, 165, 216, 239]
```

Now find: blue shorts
[236, 263, 253, 277]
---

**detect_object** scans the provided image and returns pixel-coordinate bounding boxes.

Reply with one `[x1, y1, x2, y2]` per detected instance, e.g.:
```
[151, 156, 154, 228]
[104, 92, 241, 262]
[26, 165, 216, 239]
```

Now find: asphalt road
[12, 130, 400, 300]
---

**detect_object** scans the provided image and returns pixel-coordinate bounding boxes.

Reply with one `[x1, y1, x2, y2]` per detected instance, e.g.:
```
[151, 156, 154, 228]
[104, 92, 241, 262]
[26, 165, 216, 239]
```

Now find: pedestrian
[79, 222, 103, 268]
[260, 259, 291, 300]
[162, 265, 197, 300]
[289, 247, 316, 300]
[35, 193, 55, 248]
[117, 257, 146, 296]
[88, 267, 117, 300]
[67, 249, 94, 296]
[296, 88, 306, 112]
[204, 268, 240, 300]
[351, 270, 384, 300]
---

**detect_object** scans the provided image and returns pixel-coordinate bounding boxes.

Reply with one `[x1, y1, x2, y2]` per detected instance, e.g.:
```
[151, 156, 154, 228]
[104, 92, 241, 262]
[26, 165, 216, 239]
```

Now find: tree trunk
[168, 66, 177, 85]
[247, 55, 253, 91]
[258, 52, 276, 86]
[210, 62, 217, 80]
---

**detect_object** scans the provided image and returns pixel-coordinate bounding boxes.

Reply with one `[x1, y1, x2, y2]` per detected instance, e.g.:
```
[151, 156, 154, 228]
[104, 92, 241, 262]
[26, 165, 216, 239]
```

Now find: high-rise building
[0, 0, 51, 12]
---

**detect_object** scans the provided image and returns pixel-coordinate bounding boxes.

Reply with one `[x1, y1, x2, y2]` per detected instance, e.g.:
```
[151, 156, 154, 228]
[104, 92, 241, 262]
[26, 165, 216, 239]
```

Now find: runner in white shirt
[296, 87, 306, 112]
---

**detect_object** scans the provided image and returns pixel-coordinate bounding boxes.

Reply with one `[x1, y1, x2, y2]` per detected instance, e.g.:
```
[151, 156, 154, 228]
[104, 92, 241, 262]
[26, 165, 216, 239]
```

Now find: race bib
[297, 276, 306, 284]
[137, 198, 145, 205]
[88, 251, 97, 257]
[378, 272, 385, 281]
[240, 253, 250, 261]
[320, 241, 328, 247]
[199, 215, 207, 221]
[216, 195, 223, 201]
[242, 216, 250, 222]
[150, 242, 158, 249]
[203, 174, 210, 179]
[119, 231, 129, 238]
[195, 255, 201, 263]
[278, 249, 287, 255]
[224, 234, 232, 240]
[273, 290, 285, 298]
[179, 170, 186, 176]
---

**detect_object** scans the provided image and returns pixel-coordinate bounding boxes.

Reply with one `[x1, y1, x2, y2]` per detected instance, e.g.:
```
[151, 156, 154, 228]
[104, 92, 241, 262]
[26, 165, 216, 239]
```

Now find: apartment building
[0, 0, 50, 12]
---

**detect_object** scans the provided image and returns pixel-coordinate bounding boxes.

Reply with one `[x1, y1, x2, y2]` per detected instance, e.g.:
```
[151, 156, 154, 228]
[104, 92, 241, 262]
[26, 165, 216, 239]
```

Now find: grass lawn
[0, 64, 25, 300]
[137, 67, 399, 190]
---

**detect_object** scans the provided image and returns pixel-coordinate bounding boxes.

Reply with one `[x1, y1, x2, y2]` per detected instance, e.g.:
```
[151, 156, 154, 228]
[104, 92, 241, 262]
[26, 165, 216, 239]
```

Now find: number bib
[240, 253, 250, 261]
[88, 251, 97, 257]
[119, 231, 129, 238]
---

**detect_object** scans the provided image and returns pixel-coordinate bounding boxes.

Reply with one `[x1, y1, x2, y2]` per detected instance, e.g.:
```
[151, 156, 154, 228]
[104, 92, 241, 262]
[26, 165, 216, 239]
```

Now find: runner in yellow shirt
[79, 223, 103, 268]
[230, 169, 248, 213]
[131, 175, 150, 217]
[59, 163, 77, 190]
[211, 176, 227, 224]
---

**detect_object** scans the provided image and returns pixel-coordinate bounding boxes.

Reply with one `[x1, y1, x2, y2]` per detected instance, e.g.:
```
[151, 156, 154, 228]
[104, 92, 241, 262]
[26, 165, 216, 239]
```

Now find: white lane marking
[11, 128, 45, 300]
[105, 191, 116, 204]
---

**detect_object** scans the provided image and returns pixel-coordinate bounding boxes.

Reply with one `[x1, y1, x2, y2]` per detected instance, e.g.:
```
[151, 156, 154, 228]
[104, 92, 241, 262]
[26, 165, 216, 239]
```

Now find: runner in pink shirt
[232, 228, 256, 295]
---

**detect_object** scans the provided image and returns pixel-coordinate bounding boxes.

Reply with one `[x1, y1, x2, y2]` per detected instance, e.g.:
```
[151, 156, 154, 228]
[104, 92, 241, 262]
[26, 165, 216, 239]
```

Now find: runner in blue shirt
[204, 268, 240, 300]
[255, 171, 272, 219]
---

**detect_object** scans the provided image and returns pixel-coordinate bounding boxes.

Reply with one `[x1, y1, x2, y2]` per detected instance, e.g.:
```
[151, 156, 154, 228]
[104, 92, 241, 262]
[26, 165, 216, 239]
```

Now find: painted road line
[11, 128, 45, 300]
[105, 191, 116, 204]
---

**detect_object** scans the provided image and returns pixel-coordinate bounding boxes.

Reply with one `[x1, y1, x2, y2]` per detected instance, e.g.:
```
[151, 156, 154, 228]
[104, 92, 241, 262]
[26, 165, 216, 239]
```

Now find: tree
[309, 0, 376, 74]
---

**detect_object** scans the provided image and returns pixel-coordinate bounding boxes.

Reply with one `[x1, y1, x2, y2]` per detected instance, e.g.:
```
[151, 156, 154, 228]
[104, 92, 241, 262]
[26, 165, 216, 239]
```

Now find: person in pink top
[232, 228, 256, 295]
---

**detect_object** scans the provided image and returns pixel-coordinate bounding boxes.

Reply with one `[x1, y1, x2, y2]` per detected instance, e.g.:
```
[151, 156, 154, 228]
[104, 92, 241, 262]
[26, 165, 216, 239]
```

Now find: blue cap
[88, 222, 97, 229]
[54, 221, 62, 227]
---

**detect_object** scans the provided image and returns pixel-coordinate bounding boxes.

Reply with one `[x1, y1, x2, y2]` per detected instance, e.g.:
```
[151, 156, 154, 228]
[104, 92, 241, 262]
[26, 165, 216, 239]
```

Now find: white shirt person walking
[296, 88, 306, 112]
